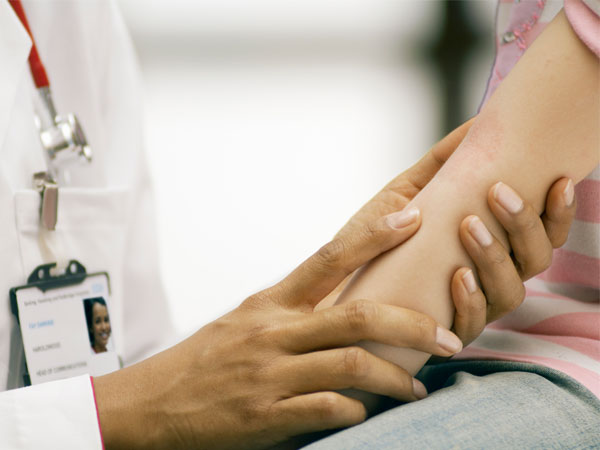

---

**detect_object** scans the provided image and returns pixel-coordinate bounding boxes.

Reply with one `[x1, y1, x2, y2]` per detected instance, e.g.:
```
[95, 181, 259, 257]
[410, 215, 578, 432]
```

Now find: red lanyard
[8, 0, 50, 88]
[7, 0, 93, 231]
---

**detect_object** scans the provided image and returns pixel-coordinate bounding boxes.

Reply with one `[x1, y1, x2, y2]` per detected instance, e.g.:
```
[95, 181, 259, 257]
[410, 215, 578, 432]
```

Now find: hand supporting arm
[335, 9, 599, 375]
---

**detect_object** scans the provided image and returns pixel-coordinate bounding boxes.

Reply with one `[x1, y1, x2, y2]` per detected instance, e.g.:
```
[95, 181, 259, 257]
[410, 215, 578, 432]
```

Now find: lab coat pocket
[14, 187, 130, 358]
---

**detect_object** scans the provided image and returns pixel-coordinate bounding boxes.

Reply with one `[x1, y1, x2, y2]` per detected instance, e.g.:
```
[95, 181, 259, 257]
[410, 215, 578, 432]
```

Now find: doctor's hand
[323, 118, 576, 348]
[93, 209, 463, 450]
[449, 176, 576, 346]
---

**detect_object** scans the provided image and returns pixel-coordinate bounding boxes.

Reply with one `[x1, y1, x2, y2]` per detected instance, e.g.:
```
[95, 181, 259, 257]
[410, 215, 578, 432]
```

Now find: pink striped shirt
[455, 0, 600, 397]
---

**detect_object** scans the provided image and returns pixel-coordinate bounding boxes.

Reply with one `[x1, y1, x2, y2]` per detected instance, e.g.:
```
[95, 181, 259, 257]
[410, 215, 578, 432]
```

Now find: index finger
[541, 177, 577, 248]
[278, 207, 421, 309]
[280, 300, 463, 357]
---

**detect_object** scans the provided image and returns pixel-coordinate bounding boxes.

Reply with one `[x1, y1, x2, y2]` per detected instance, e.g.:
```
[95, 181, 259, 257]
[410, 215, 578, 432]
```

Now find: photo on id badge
[11, 266, 120, 385]
[83, 296, 114, 354]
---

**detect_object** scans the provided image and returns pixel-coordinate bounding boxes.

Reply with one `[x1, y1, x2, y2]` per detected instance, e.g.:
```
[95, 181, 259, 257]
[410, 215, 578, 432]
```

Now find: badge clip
[11, 260, 87, 318]
[26, 260, 87, 290]
[33, 171, 58, 230]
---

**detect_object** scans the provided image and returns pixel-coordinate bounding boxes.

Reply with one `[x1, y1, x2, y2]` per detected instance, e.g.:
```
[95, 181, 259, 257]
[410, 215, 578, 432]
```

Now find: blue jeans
[304, 361, 600, 449]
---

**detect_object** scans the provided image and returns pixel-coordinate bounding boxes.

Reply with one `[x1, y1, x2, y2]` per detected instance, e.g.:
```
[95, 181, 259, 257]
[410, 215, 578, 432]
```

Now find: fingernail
[563, 179, 574, 207]
[436, 326, 463, 354]
[462, 269, 478, 294]
[385, 207, 420, 230]
[493, 182, 523, 214]
[468, 216, 493, 247]
[412, 378, 428, 400]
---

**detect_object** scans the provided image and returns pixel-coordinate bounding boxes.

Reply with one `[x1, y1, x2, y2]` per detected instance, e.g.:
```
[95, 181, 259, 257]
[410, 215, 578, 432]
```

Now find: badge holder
[10, 261, 120, 386]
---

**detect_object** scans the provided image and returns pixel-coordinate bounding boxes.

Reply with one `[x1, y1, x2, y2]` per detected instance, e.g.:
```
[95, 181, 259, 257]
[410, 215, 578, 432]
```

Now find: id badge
[10, 260, 121, 386]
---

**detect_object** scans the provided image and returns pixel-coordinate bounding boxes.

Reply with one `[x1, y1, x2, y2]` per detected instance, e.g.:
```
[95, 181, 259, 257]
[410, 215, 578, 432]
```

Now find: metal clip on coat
[9, 0, 92, 230]
[32, 172, 58, 231]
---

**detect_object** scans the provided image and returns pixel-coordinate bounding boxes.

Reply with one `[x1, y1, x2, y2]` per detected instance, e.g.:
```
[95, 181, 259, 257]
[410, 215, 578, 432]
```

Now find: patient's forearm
[336, 10, 599, 375]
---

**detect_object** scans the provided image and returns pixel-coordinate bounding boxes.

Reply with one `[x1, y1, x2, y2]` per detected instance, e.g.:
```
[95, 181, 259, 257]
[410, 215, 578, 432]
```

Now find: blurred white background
[117, 0, 496, 336]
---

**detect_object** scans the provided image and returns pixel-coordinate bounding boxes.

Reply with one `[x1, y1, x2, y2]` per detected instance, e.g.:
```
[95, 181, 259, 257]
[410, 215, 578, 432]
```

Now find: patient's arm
[335, 10, 599, 375]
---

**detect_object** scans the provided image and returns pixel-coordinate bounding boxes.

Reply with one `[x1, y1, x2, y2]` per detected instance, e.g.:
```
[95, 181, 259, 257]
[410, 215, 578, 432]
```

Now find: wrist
[90, 377, 106, 449]
[93, 367, 159, 449]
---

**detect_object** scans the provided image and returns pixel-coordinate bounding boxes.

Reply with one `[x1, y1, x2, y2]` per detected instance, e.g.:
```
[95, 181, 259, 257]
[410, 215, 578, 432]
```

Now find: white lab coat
[0, 1, 176, 447]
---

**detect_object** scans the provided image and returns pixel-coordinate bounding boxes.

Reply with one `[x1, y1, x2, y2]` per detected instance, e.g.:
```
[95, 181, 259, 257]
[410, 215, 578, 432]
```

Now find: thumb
[394, 117, 475, 192]
[279, 207, 421, 309]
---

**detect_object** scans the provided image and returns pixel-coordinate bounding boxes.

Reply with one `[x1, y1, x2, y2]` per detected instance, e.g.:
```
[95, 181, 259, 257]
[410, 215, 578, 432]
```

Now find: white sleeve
[0, 375, 103, 450]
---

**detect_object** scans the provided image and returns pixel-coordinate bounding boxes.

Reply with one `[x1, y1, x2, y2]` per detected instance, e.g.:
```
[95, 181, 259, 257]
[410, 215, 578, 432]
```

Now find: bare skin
[334, 9, 599, 376]
[94, 127, 576, 448]
[95, 211, 457, 449]
[92, 13, 588, 445]
[280, 131, 576, 444]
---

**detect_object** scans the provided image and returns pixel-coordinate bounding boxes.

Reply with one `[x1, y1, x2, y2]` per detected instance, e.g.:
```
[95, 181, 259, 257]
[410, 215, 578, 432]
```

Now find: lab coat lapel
[0, 0, 31, 152]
